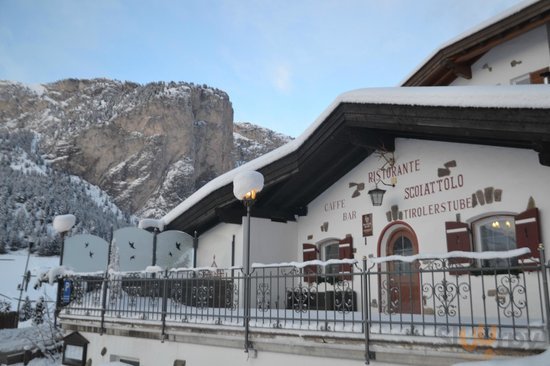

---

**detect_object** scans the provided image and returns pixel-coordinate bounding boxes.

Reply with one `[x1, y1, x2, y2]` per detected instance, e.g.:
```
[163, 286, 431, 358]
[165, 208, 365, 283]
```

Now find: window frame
[319, 239, 341, 275]
[471, 214, 518, 269]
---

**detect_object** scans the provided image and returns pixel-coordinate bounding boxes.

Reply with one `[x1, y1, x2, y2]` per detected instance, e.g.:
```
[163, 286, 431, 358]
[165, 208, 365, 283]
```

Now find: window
[510, 73, 530, 85]
[321, 241, 340, 275]
[473, 215, 517, 268]
[389, 234, 415, 273]
[446, 209, 540, 272]
[302, 235, 354, 283]
[510, 67, 550, 85]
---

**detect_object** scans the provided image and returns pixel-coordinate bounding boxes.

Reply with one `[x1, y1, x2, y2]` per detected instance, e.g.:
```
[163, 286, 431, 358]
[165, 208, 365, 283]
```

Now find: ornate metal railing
[59, 247, 550, 364]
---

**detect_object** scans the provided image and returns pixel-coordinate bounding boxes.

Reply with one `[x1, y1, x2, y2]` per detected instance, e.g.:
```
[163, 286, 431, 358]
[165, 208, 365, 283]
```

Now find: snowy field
[0, 250, 58, 318]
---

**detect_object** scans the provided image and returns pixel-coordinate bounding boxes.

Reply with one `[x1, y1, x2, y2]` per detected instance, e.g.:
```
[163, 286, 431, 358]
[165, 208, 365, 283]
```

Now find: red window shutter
[515, 208, 541, 260]
[529, 67, 550, 84]
[445, 222, 472, 264]
[302, 243, 318, 283]
[338, 235, 353, 280]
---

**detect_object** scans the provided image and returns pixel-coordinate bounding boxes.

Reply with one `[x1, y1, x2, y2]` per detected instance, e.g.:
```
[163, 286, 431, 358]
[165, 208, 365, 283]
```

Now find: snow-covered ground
[0, 250, 58, 319]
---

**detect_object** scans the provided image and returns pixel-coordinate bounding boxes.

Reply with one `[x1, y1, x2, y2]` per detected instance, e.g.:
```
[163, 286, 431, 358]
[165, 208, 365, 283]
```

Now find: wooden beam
[403, 4, 550, 86]
[215, 206, 296, 224]
[454, 14, 550, 63]
[345, 128, 395, 152]
[443, 59, 472, 79]
[535, 142, 550, 167]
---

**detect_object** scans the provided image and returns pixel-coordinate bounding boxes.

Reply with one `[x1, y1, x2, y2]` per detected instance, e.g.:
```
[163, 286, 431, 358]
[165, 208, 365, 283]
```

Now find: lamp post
[232, 170, 264, 353]
[53, 214, 76, 266]
[53, 214, 76, 327]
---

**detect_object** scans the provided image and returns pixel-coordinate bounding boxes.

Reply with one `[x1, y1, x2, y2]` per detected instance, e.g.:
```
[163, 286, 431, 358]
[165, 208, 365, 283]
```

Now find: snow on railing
[369, 247, 530, 264]
[252, 258, 358, 269]
[35, 248, 533, 285]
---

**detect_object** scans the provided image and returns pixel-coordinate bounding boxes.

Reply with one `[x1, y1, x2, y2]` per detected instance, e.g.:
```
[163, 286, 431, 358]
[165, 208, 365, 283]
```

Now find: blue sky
[0, 0, 522, 137]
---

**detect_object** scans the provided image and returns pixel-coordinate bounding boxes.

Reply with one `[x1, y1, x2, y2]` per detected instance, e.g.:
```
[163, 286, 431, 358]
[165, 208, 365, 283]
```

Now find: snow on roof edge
[161, 85, 550, 227]
[400, 0, 541, 86]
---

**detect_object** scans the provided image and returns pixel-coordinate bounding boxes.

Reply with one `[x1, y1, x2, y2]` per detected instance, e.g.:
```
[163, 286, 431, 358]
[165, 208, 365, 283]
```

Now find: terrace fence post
[100, 225, 114, 335]
[161, 270, 168, 342]
[363, 256, 371, 365]
[100, 271, 109, 335]
[538, 244, 550, 343]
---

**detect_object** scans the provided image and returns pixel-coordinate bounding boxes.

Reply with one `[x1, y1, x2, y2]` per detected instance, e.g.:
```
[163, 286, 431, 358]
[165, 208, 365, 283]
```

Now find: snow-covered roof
[162, 85, 550, 227]
[401, 0, 544, 85]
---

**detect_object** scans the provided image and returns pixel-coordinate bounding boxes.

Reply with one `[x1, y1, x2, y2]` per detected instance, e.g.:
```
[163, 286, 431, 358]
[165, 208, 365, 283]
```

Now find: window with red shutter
[338, 235, 353, 281]
[472, 215, 517, 268]
[529, 67, 550, 84]
[515, 208, 541, 260]
[302, 243, 318, 283]
[445, 221, 472, 265]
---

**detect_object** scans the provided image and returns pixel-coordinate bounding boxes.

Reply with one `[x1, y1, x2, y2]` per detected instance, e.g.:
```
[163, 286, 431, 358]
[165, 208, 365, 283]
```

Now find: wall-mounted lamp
[510, 59, 522, 67]
[368, 186, 386, 206]
[368, 150, 396, 207]
[482, 63, 492, 72]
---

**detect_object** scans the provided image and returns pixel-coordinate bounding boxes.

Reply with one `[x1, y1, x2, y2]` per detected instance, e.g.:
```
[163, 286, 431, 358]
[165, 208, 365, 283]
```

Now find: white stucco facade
[295, 138, 549, 262]
[451, 25, 550, 86]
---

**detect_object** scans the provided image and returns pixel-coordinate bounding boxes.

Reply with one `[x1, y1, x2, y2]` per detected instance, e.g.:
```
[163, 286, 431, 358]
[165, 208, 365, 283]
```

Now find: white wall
[81, 332, 380, 366]
[247, 217, 298, 265]
[451, 25, 550, 86]
[198, 138, 550, 266]
[298, 138, 550, 261]
[197, 217, 297, 269]
[198, 223, 242, 268]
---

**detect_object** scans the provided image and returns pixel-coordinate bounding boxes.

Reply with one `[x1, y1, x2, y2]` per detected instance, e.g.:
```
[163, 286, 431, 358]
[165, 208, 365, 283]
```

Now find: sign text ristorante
[368, 159, 420, 184]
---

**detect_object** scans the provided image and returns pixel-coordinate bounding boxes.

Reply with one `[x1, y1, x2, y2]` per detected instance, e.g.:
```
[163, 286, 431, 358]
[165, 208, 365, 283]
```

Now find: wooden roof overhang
[403, 1, 550, 86]
[166, 102, 550, 235]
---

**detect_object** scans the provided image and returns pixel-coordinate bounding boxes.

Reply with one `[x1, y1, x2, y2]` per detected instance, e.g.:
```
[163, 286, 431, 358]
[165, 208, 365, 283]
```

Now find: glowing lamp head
[233, 170, 264, 202]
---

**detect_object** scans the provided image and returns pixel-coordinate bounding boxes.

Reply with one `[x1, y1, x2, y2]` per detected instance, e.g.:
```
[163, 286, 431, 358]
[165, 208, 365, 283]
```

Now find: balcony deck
[57, 255, 550, 364]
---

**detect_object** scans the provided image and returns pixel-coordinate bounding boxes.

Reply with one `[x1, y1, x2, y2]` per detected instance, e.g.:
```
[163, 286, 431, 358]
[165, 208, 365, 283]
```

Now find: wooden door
[386, 229, 421, 314]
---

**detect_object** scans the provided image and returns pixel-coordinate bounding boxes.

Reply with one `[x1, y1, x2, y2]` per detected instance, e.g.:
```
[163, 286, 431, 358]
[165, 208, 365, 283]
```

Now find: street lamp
[232, 170, 264, 353]
[53, 214, 76, 266]
[53, 214, 76, 327]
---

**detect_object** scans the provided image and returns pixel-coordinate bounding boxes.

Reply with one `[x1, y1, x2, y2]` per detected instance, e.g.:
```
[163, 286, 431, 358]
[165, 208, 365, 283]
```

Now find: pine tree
[20, 296, 33, 321]
[33, 296, 45, 325]
[0, 299, 11, 313]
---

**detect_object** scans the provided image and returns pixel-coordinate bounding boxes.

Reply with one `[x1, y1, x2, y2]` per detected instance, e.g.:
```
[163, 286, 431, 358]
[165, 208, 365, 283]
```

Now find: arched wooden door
[386, 228, 421, 314]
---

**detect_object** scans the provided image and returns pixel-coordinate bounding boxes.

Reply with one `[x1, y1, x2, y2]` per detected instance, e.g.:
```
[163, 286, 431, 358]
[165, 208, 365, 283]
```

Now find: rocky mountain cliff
[0, 79, 291, 224]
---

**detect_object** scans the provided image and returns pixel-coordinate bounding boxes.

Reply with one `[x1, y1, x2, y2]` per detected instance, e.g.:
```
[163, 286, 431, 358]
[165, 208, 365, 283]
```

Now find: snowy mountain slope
[0, 79, 291, 232]
[0, 129, 130, 254]
[0, 79, 290, 220]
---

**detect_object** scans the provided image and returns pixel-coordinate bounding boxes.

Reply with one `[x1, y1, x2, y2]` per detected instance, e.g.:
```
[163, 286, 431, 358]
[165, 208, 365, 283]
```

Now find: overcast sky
[0, 0, 524, 137]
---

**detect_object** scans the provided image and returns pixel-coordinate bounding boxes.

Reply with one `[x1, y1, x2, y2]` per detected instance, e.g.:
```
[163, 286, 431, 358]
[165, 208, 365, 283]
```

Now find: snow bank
[253, 258, 357, 269]
[138, 218, 165, 231]
[144, 265, 163, 273]
[370, 248, 530, 264]
[34, 266, 103, 288]
[0, 324, 62, 353]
